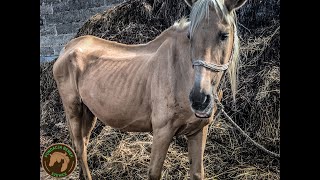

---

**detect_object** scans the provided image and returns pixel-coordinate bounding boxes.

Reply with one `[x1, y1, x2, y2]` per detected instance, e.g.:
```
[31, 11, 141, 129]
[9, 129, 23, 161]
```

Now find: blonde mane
[174, 0, 240, 101]
[173, 17, 190, 30]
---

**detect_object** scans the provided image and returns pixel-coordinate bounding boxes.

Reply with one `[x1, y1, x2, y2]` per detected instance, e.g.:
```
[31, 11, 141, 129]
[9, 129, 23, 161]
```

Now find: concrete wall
[40, 0, 124, 61]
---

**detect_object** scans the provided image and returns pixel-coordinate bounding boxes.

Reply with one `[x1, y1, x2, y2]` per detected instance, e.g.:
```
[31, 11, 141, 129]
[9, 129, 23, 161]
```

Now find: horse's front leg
[148, 125, 175, 180]
[187, 125, 209, 180]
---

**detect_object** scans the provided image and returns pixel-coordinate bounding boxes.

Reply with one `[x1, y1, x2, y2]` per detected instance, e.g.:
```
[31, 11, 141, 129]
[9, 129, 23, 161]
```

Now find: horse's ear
[224, 0, 247, 12]
[184, 0, 197, 8]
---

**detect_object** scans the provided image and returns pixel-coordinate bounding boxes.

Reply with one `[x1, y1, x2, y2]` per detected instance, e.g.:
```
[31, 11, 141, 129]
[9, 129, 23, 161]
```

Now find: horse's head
[185, 0, 246, 118]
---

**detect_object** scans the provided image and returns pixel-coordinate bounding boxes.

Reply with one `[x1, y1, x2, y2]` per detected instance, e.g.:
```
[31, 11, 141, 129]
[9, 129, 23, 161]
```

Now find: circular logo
[41, 143, 77, 178]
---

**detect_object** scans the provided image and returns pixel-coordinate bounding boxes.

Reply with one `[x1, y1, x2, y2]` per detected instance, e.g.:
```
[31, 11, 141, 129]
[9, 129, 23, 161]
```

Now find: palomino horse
[53, 0, 247, 179]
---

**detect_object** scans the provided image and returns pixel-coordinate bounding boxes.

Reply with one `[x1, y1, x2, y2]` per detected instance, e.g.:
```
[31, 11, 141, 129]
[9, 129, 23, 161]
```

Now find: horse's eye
[220, 32, 229, 41]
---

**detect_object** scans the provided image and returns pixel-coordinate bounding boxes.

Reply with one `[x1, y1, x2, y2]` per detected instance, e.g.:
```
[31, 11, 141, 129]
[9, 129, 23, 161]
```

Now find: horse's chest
[176, 118, 210, 136]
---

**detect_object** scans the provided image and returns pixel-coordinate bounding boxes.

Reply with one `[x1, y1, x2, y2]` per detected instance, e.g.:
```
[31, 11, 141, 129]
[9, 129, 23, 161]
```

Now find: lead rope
[213, 94, 280, 158]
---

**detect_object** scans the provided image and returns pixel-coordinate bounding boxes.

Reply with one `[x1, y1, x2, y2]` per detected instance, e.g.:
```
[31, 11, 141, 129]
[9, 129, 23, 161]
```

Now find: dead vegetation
[40, 0, 280, 179]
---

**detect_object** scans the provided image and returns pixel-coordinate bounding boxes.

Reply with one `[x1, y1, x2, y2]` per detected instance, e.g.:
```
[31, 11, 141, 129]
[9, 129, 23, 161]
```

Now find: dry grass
[40, 0, 280, 179]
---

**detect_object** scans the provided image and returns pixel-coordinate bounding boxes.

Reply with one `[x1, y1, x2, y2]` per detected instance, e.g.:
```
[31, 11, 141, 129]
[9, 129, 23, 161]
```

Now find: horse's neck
[142, 27, 176, 50]
[176, 26, 193, 69]
[141, 25, 194, 94]
[167, 28, 194, 94]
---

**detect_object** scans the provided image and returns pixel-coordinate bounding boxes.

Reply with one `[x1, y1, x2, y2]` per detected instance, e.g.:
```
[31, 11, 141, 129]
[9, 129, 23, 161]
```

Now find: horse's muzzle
[189, 91, 214, 118]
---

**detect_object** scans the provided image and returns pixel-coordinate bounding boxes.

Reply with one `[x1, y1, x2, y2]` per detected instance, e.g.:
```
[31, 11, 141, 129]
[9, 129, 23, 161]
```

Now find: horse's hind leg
[60, 94, 96, 180]
[54, 50, 96, 179]
[76, 105, 97, 180]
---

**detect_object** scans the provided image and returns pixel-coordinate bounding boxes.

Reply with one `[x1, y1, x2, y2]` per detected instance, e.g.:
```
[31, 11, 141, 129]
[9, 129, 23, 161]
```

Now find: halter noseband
[191, 43, 234, 72]
[192, 60, 230, 72]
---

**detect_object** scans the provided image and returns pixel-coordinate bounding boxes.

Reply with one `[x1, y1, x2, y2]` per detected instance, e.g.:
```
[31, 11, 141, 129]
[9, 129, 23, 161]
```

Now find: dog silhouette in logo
[48, 152, 70, 172]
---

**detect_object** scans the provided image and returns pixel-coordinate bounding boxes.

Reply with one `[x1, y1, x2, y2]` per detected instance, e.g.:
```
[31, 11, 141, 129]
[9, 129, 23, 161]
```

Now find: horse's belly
[98, 108, 152, 132]
[102, 116, 153, 132]
[82, 96, 152, 132]
[79, 71, 152, 132]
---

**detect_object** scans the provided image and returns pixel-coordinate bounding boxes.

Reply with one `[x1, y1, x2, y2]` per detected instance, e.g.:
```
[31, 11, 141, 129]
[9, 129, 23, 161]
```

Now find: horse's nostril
[191, 94, 211, 111]
[204, 95, 211, 104]
[202, 95, 207, 104]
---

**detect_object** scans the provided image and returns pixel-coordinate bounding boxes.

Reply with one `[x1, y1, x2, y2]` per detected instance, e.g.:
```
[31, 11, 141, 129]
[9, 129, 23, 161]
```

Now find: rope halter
[192, 60, 230, 72]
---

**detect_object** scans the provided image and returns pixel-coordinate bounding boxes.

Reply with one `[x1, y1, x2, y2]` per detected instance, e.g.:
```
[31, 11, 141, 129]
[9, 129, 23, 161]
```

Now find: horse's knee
[192, 173, 203, 180]
[148, 168, 161, 180]
[74, 144, 84, 157]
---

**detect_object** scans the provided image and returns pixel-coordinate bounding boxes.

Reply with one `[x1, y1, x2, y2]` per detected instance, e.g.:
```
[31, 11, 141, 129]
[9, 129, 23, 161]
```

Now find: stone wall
[40, 0, 124, 61]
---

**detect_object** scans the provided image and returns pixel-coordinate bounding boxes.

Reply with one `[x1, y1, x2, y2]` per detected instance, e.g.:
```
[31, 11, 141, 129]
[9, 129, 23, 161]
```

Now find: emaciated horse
[53, 0, 247, 179]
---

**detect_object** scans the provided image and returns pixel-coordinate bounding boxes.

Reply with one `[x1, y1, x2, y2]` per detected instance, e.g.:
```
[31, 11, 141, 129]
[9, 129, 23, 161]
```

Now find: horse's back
[54, 35, 123, 82]
[53, 35, 149, 80]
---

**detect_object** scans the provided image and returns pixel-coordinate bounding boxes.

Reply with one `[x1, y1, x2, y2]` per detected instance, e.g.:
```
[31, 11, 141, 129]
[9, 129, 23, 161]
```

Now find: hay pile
[40, 0, 280, 179]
